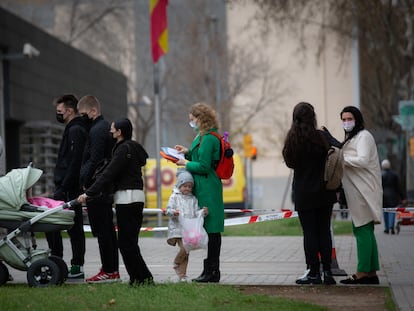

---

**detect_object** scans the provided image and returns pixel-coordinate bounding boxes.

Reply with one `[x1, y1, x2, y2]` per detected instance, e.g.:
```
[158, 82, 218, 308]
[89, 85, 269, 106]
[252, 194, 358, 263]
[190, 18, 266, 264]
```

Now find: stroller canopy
[0, 165, 43, 211]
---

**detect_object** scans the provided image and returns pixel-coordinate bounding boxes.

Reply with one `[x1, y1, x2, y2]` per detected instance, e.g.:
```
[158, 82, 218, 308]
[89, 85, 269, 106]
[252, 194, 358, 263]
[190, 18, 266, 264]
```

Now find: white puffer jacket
[165, 187, 200, 242]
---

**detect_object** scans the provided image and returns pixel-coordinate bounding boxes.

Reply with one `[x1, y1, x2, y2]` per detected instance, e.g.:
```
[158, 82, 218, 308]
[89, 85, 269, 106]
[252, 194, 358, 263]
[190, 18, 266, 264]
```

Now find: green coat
[185, 129, 224, 233]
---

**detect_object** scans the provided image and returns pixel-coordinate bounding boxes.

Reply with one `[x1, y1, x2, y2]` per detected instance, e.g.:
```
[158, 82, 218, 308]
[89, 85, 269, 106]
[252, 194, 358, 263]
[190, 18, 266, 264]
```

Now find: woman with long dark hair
[283, 102, 337, 285]
[78, 118, 153, 286]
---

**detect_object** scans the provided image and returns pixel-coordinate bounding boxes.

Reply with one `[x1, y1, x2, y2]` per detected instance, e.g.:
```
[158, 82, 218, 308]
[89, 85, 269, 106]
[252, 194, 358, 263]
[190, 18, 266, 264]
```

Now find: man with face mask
[77, 95, 120, 283]
[47, 94, 89, 280]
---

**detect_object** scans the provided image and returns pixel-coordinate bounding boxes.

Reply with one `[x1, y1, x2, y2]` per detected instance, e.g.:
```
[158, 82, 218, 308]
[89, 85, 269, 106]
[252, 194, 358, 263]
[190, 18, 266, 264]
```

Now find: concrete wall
[0, 7, 127, 170]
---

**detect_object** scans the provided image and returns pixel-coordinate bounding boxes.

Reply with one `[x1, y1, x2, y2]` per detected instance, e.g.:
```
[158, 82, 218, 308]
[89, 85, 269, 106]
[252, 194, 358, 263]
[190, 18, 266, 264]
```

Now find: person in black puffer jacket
[78, 118, 153, 286]
[381, 159, 406, 234]
[48, 94, 88, 275]
[77, 95, 119, 283]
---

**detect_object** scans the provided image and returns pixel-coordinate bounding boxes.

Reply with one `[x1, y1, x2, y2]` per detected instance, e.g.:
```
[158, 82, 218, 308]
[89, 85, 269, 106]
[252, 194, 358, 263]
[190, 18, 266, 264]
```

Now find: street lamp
[0, 43, 40, 174]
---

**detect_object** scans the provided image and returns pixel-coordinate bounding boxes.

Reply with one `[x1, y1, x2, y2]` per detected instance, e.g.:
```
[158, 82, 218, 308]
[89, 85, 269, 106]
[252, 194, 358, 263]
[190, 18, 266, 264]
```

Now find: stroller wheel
[27, 258, 61, 287]
[0, 262, 10, 285]
[48, 256, 68, 284]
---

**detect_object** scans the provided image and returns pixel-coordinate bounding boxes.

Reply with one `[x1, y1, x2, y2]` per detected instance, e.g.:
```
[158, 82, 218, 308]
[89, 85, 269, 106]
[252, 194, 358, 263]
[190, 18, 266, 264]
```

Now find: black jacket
[80, 115, 114, 189]
[86, 139, 148, 197]
[288, 131, 337, 211]
[382, 169, 404, 208]
[54, 116, 88, 200]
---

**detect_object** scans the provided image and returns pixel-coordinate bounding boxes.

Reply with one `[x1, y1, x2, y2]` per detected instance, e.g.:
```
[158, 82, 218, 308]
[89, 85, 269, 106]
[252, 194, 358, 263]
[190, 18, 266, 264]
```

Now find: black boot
[194, 262, 220, 283]
[208, 265, 220, 283]
[192, 259, 208, 282]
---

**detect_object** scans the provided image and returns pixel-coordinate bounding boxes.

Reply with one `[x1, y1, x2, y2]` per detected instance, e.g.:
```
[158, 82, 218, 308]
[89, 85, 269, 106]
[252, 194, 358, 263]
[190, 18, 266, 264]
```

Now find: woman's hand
[77, 193, 88, 203]
[174, 145, 188, 155]
[175, 158, 188, 166]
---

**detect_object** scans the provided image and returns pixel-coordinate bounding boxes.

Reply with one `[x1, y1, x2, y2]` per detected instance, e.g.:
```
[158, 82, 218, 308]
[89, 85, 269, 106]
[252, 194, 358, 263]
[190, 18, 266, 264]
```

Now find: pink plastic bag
[179, 212, 208, 252]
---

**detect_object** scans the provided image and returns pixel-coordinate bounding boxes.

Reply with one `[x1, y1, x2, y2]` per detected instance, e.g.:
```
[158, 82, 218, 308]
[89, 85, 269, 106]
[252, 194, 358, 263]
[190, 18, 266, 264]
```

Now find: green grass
[0, 283, 328, 311]
[41, 217, 351, 239]
[140, 217, 353, 238]
[222, 218, 352, 237]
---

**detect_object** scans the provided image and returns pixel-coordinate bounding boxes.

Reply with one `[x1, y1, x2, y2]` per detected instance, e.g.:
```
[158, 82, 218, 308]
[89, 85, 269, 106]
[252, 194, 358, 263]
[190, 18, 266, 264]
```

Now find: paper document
[160, 147, 185, 162]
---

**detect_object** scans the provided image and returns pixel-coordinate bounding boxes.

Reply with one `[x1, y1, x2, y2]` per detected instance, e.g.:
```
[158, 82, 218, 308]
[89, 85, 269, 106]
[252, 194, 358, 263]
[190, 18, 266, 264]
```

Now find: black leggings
[298, 206, 333, 273]
[207, 233, 221, 269]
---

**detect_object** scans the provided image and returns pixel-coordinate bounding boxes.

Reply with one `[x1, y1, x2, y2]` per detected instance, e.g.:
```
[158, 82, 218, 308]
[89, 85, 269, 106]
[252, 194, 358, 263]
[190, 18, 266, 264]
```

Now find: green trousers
[352, 221, 380, 272]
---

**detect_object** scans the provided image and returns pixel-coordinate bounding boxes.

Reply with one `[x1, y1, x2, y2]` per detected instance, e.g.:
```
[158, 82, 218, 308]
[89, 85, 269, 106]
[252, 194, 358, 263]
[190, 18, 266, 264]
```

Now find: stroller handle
[63, 199, 81, 210]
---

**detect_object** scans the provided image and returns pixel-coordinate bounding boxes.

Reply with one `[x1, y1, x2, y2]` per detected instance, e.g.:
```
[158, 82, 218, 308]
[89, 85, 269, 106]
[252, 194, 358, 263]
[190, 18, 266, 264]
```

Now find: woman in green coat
[175, 103, 224, 283]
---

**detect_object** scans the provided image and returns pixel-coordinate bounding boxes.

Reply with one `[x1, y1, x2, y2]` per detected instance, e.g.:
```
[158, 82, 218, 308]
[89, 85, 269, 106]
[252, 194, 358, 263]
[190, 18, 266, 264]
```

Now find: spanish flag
[150, 0, 168, 63]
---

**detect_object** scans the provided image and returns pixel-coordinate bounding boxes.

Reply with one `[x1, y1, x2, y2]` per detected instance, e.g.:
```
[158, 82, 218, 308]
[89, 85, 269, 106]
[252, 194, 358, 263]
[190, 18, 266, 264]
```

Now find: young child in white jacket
[165, 169, 207, 281]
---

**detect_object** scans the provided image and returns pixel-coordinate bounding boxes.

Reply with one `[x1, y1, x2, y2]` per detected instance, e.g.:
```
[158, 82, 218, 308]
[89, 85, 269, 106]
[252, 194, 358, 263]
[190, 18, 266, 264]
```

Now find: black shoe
[193, 269, 220, 283]
[369, 275, 380, 284]
[384, 230, 389, 234]
[296, 273, 322, 285]
[323, 271, 336, 285]
[391, 229, 395, 234]
[340, 274, 372, 284]
[192, 259, 208, 282]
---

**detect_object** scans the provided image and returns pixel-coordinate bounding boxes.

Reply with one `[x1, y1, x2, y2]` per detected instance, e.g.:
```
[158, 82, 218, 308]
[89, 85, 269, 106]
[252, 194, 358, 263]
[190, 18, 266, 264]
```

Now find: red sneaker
[86, 270, 120, 283]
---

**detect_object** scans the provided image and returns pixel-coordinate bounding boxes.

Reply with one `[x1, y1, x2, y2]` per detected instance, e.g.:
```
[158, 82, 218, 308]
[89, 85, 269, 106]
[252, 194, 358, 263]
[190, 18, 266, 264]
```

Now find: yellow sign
[243, 134, 252, 158]
[144, 154, 246, 209]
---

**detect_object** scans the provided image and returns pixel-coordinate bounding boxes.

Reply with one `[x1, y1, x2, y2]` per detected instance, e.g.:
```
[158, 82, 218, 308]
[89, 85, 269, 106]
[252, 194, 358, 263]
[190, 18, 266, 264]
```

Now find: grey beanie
[381, 159, 391, 169]
[176, 169, 194, 188]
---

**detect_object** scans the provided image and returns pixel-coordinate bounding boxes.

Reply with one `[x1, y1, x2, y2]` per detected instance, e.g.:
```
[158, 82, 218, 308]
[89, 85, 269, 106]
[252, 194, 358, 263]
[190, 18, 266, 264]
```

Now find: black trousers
[45, 204, 85, 265]
[115, 202, 152, 284]
[87, 196, 119, 273]
[298, 205, 333, 274]
[206, 233, 222, 269]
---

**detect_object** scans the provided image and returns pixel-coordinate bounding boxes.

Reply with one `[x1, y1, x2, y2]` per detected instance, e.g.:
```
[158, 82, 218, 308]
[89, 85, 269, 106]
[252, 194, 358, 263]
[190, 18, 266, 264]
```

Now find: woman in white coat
[335, 106, 383, 284]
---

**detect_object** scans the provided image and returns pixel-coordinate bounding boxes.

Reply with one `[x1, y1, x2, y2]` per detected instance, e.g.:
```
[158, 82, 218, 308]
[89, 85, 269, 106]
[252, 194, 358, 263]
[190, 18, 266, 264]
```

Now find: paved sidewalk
[5, 225, 414, 310]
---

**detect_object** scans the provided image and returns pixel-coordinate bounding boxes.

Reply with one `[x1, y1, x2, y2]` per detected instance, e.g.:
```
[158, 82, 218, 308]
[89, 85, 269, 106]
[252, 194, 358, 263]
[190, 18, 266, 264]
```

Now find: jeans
[383, 211, 396, 231]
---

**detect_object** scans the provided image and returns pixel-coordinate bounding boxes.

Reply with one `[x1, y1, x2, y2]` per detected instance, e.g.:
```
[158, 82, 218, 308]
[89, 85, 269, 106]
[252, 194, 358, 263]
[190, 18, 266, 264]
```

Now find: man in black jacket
[381, 159, 406, 234]
[48, 94, 88, 280]
[78, 95, 119, 283]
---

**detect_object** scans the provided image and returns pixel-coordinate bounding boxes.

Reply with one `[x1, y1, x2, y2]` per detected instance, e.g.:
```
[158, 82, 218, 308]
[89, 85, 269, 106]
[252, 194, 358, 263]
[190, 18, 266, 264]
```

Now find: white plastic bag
[179, 211, 208, 252]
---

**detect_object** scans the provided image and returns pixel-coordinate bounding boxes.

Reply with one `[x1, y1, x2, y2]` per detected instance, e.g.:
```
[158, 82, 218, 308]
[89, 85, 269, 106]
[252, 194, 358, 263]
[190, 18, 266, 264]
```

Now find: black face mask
[56, 113, 65, 124]
[80, 114, 93, 124]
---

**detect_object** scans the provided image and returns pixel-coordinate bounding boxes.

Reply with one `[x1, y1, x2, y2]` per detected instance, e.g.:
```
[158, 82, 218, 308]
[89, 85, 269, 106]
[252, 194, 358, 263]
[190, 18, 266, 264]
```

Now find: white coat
[165, 187, 200, 243]
[342, 129, 383, 227]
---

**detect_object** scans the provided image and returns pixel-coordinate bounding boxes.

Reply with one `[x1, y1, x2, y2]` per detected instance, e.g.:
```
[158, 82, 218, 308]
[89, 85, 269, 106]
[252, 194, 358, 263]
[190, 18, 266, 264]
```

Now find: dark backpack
[324, 146, 344, 190]
[209, 131, 235, 180]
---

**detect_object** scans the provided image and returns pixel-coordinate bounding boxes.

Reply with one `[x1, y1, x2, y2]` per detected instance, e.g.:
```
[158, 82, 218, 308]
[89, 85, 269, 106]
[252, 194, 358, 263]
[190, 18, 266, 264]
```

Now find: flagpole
[153, 61, 162, 228]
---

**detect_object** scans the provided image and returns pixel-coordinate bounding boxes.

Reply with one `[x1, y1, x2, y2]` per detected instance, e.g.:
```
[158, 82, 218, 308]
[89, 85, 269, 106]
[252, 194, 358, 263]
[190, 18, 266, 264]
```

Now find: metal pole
[0, 60, 6, 175]
[352, 23, 360, 108]
[244, 157, 249, 210]
[153, 62, 162, 228]
[249, 159, 253, 209]
[406, 129, 412, 201]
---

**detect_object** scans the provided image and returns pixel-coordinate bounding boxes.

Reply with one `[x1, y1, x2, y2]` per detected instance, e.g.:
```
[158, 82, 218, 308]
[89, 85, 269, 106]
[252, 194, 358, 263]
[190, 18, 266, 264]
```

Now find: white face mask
[343, 120, 355, 132]
[189, 120, 198, 130]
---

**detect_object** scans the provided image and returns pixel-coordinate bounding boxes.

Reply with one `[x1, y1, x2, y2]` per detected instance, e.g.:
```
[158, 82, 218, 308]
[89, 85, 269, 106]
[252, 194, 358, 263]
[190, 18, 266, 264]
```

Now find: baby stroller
[395, 207, 414, 234]
[0, 165, 77, 287]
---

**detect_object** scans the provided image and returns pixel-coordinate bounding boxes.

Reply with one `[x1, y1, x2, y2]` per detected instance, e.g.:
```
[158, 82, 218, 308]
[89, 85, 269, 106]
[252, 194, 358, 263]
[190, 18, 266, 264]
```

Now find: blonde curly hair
[189, 103, 219, 135]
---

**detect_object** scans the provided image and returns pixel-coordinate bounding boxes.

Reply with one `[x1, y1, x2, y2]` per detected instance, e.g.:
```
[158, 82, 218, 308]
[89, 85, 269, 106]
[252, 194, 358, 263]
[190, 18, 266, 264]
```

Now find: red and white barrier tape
[83, 210, 298, 232]
[83, 207, 414, 232]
